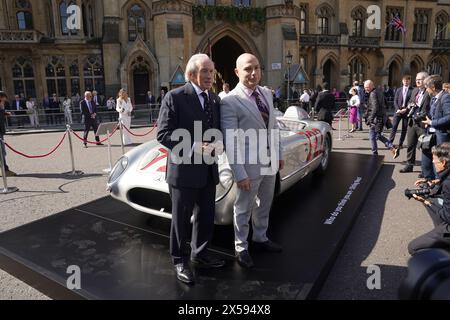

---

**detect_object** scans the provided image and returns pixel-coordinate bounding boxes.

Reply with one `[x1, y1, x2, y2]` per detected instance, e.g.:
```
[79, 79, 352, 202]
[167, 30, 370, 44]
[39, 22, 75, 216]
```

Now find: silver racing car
[107, 107, 332, 225]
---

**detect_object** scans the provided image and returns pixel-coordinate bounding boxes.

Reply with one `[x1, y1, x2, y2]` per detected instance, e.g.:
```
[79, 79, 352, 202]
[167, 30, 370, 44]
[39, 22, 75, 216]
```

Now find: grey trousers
[234, 174, 276, 253]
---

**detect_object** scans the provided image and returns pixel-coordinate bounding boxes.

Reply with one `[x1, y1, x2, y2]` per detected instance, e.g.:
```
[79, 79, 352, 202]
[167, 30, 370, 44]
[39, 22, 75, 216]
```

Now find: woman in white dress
[26, 97, 39, 128]
[63, 96, 73, 125]
[116, 88, 133, 145]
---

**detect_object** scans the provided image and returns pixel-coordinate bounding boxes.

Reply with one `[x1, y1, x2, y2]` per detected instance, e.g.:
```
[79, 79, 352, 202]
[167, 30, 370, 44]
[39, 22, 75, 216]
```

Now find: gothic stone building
[0, 0, 449, 105]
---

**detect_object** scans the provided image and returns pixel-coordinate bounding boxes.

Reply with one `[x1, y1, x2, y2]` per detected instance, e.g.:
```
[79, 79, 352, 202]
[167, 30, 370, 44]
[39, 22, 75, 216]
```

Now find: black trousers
[389, 114, 408, 146]
[83, 119, 100, 144]
[408, 200, 450, 255]
[405, 124, 424, 166]
[169, 167, 216, 265]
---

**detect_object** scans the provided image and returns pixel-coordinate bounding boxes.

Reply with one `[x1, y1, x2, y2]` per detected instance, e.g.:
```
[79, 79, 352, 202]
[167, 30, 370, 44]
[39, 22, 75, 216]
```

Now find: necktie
[88, 101, 92, 113]
[403, 87, 407, 106]
[200, 92, 213, 127]
[431, 97, 437, 108]
[252, 91, 269, 127]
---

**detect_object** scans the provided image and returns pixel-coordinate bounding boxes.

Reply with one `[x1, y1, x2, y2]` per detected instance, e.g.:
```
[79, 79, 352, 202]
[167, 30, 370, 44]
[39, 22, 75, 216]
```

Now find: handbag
[418, 133, 436, 150]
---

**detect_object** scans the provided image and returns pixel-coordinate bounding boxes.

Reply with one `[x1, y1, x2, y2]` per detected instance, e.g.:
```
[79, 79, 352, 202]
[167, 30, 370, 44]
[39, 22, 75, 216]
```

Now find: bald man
[364, 80, 400, 158]
[221, 53, 284, 269]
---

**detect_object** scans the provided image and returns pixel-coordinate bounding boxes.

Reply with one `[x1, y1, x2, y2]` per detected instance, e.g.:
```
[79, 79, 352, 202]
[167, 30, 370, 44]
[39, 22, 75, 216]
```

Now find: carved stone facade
[0, 0, 449, 103]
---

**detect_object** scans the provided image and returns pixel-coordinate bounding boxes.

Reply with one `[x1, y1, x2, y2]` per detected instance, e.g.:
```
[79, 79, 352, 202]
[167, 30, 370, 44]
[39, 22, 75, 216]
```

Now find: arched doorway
[388, 60, 401, 87]
[410, 61, 419, 79]
[322, 59, 337, 88]
[133, 66, 149, 105]
[211, 36, 245, 91]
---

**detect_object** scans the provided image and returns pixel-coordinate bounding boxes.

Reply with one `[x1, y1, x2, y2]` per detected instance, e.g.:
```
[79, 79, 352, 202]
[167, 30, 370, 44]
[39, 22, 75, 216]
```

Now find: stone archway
[388, 60, 401, 87]
[211, 36, 245, 90]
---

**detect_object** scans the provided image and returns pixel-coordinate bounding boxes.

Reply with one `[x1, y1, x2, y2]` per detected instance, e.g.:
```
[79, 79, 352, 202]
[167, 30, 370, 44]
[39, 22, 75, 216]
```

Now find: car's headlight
[216, 169, 234, 202]
[108, 156, 128, 184]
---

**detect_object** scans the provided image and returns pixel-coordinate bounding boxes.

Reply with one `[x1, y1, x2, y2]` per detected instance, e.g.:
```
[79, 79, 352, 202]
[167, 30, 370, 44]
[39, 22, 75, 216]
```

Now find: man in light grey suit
[221, 53, 285, 269]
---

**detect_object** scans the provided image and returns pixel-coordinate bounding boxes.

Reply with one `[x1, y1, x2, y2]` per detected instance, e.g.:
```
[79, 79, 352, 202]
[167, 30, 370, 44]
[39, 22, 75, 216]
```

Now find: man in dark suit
[400, 72, 431, 173]
[389, 75, 413, 147]
[42, 94, 53, 125]
[80, 91, 103, 148]
[364, 80, 400, 158]
[157, 54, 225, 285]
[12, 95, 26, 127]
[314, 82, 335, 127]
[146, 91, 156, 106]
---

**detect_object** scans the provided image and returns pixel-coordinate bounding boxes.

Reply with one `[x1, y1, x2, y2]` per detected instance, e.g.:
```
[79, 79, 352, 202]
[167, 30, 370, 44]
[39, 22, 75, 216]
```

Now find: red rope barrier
[121, 123, 157, 137]
[70, 125, 119, 144]
[5, 132, 67, 159]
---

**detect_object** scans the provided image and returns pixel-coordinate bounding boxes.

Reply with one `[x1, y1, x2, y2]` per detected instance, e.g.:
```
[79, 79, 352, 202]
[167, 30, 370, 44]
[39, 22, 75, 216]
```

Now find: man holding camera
[420, 75, 450, 180]
[389, 75, 413, 148]
[400, 72, 431, 174]
[408, 143, 450, 255]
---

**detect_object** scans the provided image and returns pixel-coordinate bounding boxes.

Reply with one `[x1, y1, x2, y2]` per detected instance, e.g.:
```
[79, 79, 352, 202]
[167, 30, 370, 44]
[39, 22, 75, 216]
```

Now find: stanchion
[0, 138, 19, 194]
[336, 113, 344, 141]
[104, 129, 113, 174]
[63, 125, 83, 177]
[344, 109, 353, 139]
[119, 120, 125, 155]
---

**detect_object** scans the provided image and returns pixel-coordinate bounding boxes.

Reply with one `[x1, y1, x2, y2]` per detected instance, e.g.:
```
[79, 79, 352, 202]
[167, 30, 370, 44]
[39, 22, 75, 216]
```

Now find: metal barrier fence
[4, 104, 161, 131]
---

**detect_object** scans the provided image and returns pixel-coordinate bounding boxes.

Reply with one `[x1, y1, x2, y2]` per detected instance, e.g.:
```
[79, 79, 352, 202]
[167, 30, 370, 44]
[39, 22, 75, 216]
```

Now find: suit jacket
[394, 86, 413, 113]
[407, 87, 431, 127]
[80, 99, 98, 124]
[157, 82, 220, 189]
[146, 95, 156, 105]
[220, 84, 283, 182]
[366, 88, 387, 126]
[12, 100, 26, 112]
[431, 92, 450, 144]
[314, 90, 335, 123]
[0, 108, 6, 135]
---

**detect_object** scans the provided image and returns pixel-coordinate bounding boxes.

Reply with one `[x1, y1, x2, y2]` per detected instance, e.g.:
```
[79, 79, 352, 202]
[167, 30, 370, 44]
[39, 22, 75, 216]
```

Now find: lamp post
[286, 50, 293, 105]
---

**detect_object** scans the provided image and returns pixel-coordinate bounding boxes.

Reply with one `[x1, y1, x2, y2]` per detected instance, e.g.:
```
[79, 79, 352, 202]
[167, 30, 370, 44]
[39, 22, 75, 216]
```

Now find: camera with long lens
[413, 111, 428, 125]
[404, 182, 438, 200]
[399, 249, 450, 300]
[407, 102, 419, 118]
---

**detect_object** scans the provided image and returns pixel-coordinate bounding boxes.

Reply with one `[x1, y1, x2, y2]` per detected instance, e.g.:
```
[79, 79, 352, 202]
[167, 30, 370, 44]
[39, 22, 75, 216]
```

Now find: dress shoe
[391, 146, 400, 159]
[191, 255, 225, 268]
[399, 165, 413, 173]
[174, 263, 195, 284]
[236, 250, 254, 269]
[83, 144, 88, 148]
[96, 143, 104, 146]
[253, 240, 283, 253]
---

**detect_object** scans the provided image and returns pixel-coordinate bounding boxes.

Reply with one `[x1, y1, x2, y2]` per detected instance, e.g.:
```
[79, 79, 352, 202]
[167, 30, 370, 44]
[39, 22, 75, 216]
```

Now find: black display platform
[0, 152, 383, 300]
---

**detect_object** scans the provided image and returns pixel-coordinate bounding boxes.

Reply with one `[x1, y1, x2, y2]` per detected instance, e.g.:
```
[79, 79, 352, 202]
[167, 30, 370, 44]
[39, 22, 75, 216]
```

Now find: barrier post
[119, 120, 125, 155]
[63, 125, 83, 176]
[103, 129, 113, 174]
[337, 112, 344, 141]
[344, 108, 353, 139]
[0, 137, 19, 194]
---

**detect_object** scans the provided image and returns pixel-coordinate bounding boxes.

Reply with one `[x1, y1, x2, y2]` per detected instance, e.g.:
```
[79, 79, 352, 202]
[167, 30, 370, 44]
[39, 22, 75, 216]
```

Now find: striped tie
[252, 91, 269, 127]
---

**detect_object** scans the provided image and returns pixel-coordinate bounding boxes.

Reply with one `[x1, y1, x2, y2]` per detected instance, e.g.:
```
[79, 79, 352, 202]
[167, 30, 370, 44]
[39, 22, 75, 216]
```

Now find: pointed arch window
[317, 5, 333, 35]
[84, 56, 104, 94]
[15, 0, 33, 30]
[45, 56, 67, 97]
[351, 7, 366, 37]
[300, 4, 308, 35]
[413, 9, 430, 42]
[427, 60, 443, 76]
[348, 57, 366, 86]
[128, 4, 146, 42]
[60, 1, 78, 36]
[12, 57, 36, 98]
[385, 7, 403, 42]
[435, 12, 448, 40]
[82, 1, 95, 38]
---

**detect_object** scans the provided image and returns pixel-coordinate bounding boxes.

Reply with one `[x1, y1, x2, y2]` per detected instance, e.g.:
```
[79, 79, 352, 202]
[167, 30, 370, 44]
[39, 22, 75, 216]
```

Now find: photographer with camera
[407, 143, 450, 255]
[363, 80, 400, 158]
[420, 75, 450, 180]
[400, 72, 431, 174]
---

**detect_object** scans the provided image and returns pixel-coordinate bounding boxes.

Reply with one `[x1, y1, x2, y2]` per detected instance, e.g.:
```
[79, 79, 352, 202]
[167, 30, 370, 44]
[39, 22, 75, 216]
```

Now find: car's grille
[127, 188, 172, 213]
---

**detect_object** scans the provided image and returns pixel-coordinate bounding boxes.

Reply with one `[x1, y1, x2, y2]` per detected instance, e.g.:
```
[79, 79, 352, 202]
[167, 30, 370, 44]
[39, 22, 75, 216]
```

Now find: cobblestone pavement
[0, 121, 429, 300]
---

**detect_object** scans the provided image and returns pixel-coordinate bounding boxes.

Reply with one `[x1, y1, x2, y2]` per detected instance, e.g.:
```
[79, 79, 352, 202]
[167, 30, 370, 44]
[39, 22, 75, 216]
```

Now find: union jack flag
[389, 15, 406, 34]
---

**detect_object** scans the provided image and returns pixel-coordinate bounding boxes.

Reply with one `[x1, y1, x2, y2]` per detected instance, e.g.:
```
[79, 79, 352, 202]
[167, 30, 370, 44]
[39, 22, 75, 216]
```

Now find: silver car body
[107, 107, 332, 225]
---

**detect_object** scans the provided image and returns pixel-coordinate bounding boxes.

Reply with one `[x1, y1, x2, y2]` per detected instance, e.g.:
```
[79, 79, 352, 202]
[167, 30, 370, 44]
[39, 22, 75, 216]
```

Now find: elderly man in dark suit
[389, 75, 413, 147]
[400, 72, 431, 173]
[364, 80, 400, 158]
[12, 95, 26, 127]
[80, 91, 103, 148]
[314, 82, 335, 127]
[157, 54, 225, 285]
